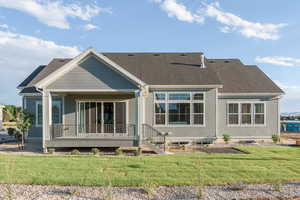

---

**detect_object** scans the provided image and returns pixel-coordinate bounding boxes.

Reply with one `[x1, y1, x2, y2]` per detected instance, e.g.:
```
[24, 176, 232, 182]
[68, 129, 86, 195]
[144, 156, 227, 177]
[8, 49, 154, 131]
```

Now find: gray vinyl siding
[145, 89, 217, 138]
[47, 56, 138, 90]
[217, 97, 279, 138]
[24, 96, 42, 138]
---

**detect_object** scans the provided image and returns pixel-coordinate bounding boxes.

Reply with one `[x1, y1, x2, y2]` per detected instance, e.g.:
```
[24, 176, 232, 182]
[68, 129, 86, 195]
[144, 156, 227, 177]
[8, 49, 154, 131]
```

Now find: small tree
[16, 109, 34, 150]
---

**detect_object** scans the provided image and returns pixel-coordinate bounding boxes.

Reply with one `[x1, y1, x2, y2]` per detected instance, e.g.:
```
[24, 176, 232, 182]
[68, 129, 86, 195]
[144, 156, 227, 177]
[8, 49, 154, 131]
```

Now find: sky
[0, 0, 299, 113]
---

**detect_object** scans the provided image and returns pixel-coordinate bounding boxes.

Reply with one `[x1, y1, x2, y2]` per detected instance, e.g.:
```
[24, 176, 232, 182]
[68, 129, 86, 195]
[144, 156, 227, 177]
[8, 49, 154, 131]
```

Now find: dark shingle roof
[207, 59, 283, 93]
[19, 87, 41, 94]
[18, 65, 46, 88]
[103, 53, 221, 85]
[18, 53, 283, 94]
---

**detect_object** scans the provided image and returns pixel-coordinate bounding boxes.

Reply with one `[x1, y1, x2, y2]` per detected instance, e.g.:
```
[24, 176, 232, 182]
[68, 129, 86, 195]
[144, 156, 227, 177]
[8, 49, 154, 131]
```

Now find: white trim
[62, 96, 65, 125]
[19, 93, 42, 96]
[47, 89, 138, 93]
[153, 91, 206, 127]
[150, 85, 223, 89]
[219, 93, 283, 97]
[48, 93, 52, 125]
[226, 101, 267, 127]
[215, 88, 218, 138]
[35, 48, 146, 88]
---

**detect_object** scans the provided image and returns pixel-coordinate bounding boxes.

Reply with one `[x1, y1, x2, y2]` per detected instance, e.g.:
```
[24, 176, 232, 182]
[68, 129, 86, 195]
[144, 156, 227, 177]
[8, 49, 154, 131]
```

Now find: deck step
[141, 143, 165, 154]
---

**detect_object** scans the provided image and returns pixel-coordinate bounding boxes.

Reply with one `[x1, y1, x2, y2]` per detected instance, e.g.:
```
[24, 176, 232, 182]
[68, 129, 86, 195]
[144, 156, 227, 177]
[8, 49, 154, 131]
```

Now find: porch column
[42, 90, 52, 151]
[135, 90, 144, 145]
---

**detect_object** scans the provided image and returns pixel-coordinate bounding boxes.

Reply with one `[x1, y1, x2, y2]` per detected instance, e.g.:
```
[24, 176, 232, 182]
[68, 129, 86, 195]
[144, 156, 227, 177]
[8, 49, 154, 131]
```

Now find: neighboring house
[18, 48, 284, 151]
[0, 104, 4, 130]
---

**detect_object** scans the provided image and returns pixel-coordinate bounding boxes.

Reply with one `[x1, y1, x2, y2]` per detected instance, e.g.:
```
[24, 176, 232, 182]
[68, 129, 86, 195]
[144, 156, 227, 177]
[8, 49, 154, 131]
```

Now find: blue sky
[0, 0, 299, 112]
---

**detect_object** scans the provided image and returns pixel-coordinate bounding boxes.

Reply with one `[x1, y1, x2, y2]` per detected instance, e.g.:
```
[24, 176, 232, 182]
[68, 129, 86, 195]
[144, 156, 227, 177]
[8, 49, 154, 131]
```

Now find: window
[228, 103, 239, 125]
[154, 92, 205, 126]
[254, 103, 265, 125]
[52, 100, 62, 124]
[36, 101, 42, 126]
[193, 103, 204, 125]
[155, 103, 166, 125]
[168, 103, 190, 125]
[241, 103, 252, 125]
[227, 102, 266, 126]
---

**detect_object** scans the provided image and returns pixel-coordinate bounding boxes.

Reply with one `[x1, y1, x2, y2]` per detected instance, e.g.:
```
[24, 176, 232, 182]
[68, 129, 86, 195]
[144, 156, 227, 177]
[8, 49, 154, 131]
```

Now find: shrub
[71, 149, 80, 155]
[48, 148, 55, 154]
[133, 148, 142, 156]
[7, 128, 16, 136]
[272, 134, 280, 143]
[91, 148, 100, 155]
[115, 149, 123, 156]
[223, 134, 231, 143]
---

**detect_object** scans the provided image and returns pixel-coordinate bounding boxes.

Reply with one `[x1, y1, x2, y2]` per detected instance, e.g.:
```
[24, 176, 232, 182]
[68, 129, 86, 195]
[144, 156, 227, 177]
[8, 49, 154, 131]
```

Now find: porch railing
[49, 124, 136, 140]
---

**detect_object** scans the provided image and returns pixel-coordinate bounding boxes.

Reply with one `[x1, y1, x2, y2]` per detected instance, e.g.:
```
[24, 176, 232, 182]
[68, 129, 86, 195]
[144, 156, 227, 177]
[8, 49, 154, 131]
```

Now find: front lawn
[0, 146, 299, 186]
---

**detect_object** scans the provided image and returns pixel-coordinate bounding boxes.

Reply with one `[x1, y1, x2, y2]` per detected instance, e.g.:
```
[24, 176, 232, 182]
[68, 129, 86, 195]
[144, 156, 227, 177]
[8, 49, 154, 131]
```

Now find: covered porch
[42, 90, 144, 149]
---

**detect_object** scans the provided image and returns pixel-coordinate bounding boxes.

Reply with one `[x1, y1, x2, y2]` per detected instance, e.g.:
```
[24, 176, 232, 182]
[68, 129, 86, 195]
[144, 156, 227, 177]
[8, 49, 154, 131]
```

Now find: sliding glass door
[78, 101, 126, 134]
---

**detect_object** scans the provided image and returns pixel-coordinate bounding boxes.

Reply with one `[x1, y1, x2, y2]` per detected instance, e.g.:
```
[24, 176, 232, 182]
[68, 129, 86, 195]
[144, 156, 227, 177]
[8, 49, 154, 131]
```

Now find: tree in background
[3, 105, 22, 122]
[16, 110, 34, 149]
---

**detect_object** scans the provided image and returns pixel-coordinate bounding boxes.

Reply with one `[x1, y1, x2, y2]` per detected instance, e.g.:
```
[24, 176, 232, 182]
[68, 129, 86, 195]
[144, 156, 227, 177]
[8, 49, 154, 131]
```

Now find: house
[18, 48, 284, 152]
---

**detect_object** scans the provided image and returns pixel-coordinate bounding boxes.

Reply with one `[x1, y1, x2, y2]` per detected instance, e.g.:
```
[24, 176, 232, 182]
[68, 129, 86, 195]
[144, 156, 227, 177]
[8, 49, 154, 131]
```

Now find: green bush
[91, 148, 100, 155]
[223, 134, 231, 143]
[272, 134, 280, 143]
[71, 149, 80, 155]
[7, 128, 16, 136]
[115, 149, 123, 156]
[48, 148, 55, 154]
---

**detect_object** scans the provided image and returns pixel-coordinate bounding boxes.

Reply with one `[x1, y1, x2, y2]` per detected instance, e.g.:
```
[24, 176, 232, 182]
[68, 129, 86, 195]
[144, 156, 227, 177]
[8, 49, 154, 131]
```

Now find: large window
[227, 102, 266, 126]
[35, 99, 62, 126]
[36, 101, 43, 126]
[154, 92, 205, 126]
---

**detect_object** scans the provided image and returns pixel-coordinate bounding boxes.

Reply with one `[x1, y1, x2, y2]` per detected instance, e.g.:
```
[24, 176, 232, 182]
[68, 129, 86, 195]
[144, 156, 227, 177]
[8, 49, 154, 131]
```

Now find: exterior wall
[217, 97, 280, 138]
[24, 96, 43, 138]
[144, 89, 217, 139]
[47, 56, 138, 90]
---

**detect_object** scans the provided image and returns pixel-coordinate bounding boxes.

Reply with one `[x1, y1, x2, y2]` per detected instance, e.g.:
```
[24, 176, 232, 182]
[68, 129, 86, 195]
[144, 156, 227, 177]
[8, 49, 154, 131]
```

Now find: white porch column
[42, 90, 52, 151]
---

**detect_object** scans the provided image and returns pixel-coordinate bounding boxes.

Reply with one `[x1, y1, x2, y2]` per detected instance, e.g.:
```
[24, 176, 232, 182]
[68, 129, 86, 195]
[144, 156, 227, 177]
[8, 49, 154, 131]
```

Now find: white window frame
[35, 101, 42, 127]
[227, 103, 239, 126]
[153, 91, 205, 127]
[227, 102, 266, 127]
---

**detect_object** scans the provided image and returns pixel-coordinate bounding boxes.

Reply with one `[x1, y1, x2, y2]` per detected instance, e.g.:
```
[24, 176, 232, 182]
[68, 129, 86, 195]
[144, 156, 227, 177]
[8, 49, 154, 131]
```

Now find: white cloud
[205, 2, 287, 40]
[152, 0, 204, 24]
[152, 1, 286, 40]
[0, 0, 107, 29]
[256, 56, 300, 67]
[275, 81, 300, 112]
[0, 24, 8, 29]
[0, 30, 80, 105]
[83, 23, 98, 31]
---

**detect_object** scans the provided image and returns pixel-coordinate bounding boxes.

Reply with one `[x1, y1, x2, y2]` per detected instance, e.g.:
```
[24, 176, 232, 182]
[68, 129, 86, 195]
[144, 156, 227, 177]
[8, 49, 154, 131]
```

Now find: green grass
[0, 146, 300, 186]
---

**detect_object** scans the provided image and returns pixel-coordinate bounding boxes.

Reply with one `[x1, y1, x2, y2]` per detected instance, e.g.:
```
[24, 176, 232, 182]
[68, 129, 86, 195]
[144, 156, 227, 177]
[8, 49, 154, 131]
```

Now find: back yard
[0, 146, 299, 187]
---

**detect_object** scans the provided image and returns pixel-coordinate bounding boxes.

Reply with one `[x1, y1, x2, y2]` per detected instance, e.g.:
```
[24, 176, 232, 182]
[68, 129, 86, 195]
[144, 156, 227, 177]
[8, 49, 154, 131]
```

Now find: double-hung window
[154, 92, 205, 126]
[227, 103, 239, 125]
[227, 102, 266, 126]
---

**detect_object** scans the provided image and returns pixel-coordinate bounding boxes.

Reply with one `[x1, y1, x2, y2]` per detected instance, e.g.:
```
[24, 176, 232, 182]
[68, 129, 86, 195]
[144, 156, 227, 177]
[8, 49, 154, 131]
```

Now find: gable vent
[153, 54, 160, 56]
[224, 60, 230, 63]
[180, 53, 186, 56]
[128, 54, 134, 56]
